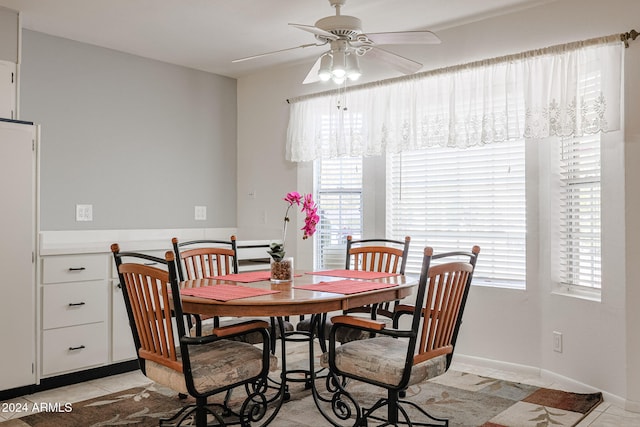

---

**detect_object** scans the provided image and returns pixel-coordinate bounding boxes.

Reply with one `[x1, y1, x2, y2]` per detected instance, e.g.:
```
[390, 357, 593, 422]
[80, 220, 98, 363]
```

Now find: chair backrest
[111, 244, 186, 374]
[410, 246, 480, 369]
[172, 236, 239, 281]
[345, 236, 411, 274]
[343, 236, 411, 319]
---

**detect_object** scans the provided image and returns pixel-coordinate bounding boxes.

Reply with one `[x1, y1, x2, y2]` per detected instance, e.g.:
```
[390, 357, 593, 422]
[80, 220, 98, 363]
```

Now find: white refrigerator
[0, 118, 37, 392]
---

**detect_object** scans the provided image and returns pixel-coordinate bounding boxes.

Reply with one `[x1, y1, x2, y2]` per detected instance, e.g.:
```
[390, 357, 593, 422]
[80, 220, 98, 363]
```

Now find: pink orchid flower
[284, 192, 302, 206]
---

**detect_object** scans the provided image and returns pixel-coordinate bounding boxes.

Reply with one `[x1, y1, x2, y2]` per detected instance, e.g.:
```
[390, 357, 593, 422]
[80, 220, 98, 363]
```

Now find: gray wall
[20, 30, 237, 230]
[0, 7, 18, 63]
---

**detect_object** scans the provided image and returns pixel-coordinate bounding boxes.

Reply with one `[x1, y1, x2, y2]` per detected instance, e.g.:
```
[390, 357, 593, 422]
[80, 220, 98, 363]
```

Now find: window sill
[552, 285, 601, 302]
[472, 279, 526, 291]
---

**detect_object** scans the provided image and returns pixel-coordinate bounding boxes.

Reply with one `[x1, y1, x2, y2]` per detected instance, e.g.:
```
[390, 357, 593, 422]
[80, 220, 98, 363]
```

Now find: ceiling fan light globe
[318, 71, 332, 81]
[332, 68, 346, 78]
[318, 53, 333, 81]
[332, 75, 346, 84]
[347, 71, 361, 81]
[345, 52, 360, 81]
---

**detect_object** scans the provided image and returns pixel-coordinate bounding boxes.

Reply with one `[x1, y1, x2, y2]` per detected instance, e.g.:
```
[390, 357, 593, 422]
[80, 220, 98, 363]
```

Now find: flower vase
[270, 257, 294, 283]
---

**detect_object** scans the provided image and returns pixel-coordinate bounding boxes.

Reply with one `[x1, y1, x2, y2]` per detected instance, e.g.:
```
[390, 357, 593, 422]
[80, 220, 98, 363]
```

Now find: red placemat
[207, 271, 271, 283]
[294, 279, 398, 295]
[180, 284, 279, 301]
[307, 269, 398, 280]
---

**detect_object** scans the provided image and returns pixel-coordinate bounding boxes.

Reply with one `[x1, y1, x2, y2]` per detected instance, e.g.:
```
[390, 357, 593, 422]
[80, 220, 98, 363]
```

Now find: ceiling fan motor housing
[314, 15, 363, 40]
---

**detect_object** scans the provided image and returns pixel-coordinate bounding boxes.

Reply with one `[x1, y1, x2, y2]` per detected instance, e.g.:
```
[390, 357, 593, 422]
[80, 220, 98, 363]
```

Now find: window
[559, 135, 601, 289]
[314, 157, 363, 269]
[386, 141, 526, 288]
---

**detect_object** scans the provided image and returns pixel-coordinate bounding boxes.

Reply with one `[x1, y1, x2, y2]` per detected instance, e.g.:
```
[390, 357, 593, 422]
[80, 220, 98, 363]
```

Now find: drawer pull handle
[144, 262, 157, 266]
[68, 302, 86, 307]
[68, 345, 85, 351]
[68, 267, 86, 271]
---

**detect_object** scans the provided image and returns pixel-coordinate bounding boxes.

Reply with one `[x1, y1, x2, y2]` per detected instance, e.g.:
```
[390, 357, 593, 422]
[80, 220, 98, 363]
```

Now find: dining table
[177, 268, 418, 423]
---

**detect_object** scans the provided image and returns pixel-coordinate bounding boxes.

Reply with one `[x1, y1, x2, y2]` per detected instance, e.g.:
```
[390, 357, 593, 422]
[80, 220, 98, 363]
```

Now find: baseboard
[625, 398, 640, 413]
[0, 360, 139, 401]
[453, 353, 541, 377]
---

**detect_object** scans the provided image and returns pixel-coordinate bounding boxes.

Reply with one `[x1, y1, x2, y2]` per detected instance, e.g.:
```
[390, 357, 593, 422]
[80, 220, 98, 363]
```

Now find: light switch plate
[76, 204, 93, 221]
[195, 205, 207, 221]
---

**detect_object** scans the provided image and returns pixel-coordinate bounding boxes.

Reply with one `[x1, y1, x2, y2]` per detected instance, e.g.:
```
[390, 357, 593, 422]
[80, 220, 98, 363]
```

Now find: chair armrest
[210, 320, 270, 337]
[393, 304, 414, 315]
[392, 304, 415, 327]
[181, 320, 270, 345]
[331, 315, 386, 331]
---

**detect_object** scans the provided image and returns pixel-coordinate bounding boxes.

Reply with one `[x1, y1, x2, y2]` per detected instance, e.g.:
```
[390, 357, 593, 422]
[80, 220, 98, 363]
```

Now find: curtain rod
[286, 29, 637, 104]
[621, 29, 638, 48]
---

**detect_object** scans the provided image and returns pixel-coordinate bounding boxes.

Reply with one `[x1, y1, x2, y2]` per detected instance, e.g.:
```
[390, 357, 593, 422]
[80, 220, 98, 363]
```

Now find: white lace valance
[286, 35, 623, 162]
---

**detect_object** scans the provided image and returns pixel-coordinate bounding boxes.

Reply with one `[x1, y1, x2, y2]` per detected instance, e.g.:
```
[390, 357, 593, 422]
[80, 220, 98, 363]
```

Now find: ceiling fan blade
[289, 23, 338, 40]
[366, 46, 423, 74]
[232, 43, 321, 63]
[302, 56, 322, 84]
[366, 30, 441, 45]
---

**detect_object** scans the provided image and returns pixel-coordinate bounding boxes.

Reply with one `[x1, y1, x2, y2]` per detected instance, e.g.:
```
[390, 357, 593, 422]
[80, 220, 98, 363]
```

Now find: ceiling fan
[232, 0, 441, 84]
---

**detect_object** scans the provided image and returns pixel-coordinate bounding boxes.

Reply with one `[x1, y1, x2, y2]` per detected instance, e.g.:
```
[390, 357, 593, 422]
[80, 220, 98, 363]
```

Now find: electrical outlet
[553, 331, 563, 353]
[76, 204, 93, 221]
[194, 205, 207, 221]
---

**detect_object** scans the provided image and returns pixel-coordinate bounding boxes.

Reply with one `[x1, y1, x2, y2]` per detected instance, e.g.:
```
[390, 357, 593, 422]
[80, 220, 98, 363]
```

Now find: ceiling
[0, 0, 550, 79]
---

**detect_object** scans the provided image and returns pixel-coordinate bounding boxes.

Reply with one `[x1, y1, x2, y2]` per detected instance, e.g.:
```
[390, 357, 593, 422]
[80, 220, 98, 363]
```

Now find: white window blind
[559, 135, 601, 289]
[387, 141, 526, 288]
[314, 157, 363, 269]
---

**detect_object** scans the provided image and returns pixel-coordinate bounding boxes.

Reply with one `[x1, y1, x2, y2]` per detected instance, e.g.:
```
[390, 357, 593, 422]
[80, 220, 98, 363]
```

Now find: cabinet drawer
[42, 281, 107, 329]
[41, 322, 108, 376]
[42, 254, 107, 284]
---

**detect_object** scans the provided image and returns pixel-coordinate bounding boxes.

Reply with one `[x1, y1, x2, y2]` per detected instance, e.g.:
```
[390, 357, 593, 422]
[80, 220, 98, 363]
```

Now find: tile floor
[1, 357, 638, 426]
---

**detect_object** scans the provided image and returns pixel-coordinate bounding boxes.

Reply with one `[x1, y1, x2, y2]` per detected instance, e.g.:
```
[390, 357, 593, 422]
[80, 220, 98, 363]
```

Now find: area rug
[0, 370, 602, 427]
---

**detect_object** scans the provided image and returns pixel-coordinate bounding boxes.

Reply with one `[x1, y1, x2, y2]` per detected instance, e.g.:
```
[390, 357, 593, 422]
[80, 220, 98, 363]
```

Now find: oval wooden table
[178, 270, 418, 424]
[179, 271, 416, 318]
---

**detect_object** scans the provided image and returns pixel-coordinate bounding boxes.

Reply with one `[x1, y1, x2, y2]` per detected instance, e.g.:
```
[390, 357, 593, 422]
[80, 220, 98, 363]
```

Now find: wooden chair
[296, 236, 410, 343]
[320, 245, 480, 427]
[172, 236, 293, 348]
[172, 236, 239, 281]
[343, 235, 411, 319]
[111, 244, 274, 427]
[172, 236, 238, 335]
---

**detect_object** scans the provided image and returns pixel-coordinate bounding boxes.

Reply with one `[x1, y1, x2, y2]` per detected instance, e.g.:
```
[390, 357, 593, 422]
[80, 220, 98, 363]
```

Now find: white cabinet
[111, 279, 137, 362]
[35, 235, 274, 379]
[0, 120, 37, 391]
[40, 254, 109, 377]
[0, 60, 16, 120]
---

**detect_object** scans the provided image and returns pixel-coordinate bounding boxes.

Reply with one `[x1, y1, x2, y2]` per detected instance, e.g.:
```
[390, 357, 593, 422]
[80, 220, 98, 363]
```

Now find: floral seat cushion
[145, 339, 277, 395]
[320, 336, 447, 387]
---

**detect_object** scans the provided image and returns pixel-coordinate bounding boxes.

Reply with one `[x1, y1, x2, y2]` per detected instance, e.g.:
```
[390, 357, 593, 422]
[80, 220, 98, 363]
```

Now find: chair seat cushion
[320, 336, 447, 387]
[145, 339, 276, 395]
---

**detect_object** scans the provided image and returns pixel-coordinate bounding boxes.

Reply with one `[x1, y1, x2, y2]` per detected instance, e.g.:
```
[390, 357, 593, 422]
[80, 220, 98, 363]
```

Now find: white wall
[623, 37, 640, 409]
[238, 0, 640, 408]
[0, 6, 18, 63]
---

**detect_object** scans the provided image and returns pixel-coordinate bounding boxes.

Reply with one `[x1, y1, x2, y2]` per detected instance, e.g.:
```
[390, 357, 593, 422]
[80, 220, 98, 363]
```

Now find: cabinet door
[0, 60, 16, 120]
[111, 280, 137, 362]
[0, 120, 36, 390]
